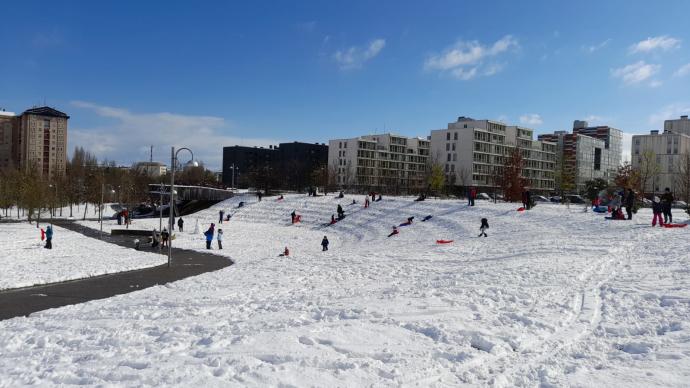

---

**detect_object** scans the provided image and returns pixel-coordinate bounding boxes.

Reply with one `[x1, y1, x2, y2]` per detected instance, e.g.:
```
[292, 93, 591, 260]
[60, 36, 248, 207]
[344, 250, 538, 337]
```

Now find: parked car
[565, 194, 586, 204]
[489, 193, 504, 201]
[673, 200, 688, 209]
[549, 196, 561, 203]
[477, 192, 491, 200]
[534, 195, 550, 202]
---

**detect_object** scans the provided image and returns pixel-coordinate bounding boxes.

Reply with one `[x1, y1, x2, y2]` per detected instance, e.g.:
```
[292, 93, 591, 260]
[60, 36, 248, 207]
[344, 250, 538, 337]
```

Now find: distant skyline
[3, 0, 690, 169]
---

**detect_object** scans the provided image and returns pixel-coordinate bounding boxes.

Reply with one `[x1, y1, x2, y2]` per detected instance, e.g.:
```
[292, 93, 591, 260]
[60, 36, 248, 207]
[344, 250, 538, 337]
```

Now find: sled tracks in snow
[0, 220, 233, 321]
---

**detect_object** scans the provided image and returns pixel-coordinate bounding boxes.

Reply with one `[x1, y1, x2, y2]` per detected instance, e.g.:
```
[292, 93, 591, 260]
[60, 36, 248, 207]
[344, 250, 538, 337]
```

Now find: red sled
[436, 239, 454, 244]
[517, 207, 525, 212]
[662, 223, 688, 228]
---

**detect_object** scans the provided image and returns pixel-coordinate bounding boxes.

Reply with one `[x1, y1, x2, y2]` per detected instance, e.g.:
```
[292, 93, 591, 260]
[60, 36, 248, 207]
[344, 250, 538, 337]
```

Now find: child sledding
[387, 226, 399, 237]
[399, 217, 414, 227]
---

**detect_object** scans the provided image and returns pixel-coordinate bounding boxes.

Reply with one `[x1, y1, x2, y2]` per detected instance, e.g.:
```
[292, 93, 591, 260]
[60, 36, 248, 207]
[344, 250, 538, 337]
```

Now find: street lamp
[168, 147, 196, 267]
[48, 183, 58, 224]
[229, 163, 240, 191]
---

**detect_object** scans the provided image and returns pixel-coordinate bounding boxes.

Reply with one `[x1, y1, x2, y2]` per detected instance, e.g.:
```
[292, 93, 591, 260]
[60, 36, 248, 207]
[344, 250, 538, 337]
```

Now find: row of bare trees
[0, 147, 156, 223]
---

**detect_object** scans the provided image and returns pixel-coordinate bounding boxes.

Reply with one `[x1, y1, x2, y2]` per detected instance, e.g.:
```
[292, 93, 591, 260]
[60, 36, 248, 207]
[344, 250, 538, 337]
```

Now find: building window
[452, 153, 457, 161]
[447, 153, 451, 161]
[446, 133, 451, 141]
[452, 143, 456, 151]
[454, 132, 458, 140]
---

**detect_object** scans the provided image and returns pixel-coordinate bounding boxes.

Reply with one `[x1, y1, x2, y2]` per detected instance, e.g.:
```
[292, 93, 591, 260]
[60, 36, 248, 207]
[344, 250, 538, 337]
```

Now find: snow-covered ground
[1, 194, 689, 386]
[0, 222, 166, 290]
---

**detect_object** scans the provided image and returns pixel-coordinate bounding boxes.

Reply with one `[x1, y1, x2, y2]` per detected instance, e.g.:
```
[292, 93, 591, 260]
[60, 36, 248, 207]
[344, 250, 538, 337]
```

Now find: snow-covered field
[0, 222, 166, 290]
[1, 194, 689, 386]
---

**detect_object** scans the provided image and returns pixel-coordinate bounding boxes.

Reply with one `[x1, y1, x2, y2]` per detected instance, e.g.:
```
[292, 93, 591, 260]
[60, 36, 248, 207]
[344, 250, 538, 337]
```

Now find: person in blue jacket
[44, 225, 53, 249]
[204, 223, 215, 249]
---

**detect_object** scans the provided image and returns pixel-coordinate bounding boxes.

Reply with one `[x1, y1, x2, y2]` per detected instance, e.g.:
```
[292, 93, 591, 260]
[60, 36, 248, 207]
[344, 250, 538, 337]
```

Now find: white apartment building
[632, 129, 690, 194]
[664, 115, 690, 136]
[328, 133, 430, 191]
[430, 117, 556, 191]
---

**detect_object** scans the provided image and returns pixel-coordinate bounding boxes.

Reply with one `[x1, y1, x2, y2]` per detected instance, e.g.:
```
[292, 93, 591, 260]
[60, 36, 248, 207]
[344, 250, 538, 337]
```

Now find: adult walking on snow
[161, 228, 170, 248]
[522, 188, 531, 210]
[177, 217, 184, 232]
[204, 223, 215, 249]
[469, 187, 476, 207]
[44, 225, 53, 249]
[624, 188, 635, 220]
[337, 204, 344, 219]
[652, 196, 664, 227]
[661, 187, 674, 224]
[219, 209, 225, 224]
[321, 236, 329, 251]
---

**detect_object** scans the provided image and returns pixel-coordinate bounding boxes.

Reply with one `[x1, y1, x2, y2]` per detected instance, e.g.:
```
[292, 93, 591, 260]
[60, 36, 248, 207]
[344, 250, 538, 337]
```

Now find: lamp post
[159, 182, 165, 231]
[48, 183, 58, 224]
[230, 163, 235, 191]
[168, 147, 196, 267]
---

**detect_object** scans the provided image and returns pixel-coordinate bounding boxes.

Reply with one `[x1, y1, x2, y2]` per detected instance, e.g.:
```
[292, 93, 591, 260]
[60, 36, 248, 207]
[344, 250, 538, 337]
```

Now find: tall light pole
[99, 185, 115, 239]
[168, 147, 195, 267]
[49, 183, 57, 224]
[159, 182, 165, 231]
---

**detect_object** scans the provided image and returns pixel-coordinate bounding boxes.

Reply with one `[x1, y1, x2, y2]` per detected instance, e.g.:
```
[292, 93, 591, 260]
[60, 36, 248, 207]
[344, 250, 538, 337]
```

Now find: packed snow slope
[3, 194, 690, 387]
[0, 222, 166, 290]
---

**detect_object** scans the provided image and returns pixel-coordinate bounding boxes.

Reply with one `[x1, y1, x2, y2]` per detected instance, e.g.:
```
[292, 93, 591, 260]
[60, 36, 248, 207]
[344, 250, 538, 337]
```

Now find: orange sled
[436, 239, 454, 244]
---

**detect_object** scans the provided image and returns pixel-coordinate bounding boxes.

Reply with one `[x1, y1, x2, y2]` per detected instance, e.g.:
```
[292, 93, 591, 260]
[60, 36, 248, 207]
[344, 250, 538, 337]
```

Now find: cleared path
[0, 220, 232, 320]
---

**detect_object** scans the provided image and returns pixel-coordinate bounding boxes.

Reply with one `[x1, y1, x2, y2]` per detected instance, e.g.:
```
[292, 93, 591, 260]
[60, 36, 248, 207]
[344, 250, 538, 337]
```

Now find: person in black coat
[661, 188, 674, 224]
[624, 188, 635, 220]
[177, 217, 184, 232]
[321, 236, 329, 251]
[478, 218, 489, 237]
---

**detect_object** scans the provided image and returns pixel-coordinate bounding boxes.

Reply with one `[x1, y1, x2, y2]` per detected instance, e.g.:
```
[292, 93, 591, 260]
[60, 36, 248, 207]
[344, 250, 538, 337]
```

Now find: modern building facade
[221, 142, 328, 189]
[430, 117, 556, 192]
[632, 129, 690, 194]
[0, 106, 69, 177]
[132, 161, 167, 177]
[571, 120, 623, 169]
[664, 115, 690, 136]
[328, 133, 430, 192]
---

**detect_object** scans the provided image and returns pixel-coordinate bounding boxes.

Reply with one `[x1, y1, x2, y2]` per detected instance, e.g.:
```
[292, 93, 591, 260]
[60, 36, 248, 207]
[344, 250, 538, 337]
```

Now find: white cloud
[629, 35, 681, 54]
[582, 38, 611, 53]
[582, 115, 608, 125]
[333, 38, 386, 70]
[673, 63, 690, 77]
[611, 61, 660, 85]
[519, 114, 543, 126]
[70, 101, 280, 170]
[648, 102, 690, 128]
[424, 35, 518, 80]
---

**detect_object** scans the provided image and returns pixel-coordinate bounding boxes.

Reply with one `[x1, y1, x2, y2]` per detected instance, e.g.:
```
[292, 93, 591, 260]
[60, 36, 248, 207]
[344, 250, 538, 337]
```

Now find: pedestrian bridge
[148, 184, 233, 201]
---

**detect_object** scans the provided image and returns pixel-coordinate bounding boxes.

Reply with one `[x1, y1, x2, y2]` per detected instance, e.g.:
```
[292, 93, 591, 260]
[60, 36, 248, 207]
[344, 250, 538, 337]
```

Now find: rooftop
[22, 106, 70, 119]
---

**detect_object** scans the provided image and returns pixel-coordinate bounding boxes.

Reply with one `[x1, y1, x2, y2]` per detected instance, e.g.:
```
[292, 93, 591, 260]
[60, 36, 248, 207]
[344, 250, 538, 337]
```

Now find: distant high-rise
[0, 106, 69, 177]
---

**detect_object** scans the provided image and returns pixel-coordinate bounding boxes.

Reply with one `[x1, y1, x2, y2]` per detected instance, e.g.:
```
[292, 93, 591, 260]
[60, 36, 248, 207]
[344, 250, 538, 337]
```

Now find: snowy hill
[2, 193, 689, 387]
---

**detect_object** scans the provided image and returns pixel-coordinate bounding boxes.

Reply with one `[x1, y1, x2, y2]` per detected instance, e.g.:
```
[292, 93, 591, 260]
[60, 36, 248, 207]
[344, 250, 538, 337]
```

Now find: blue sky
[2, 0, 690, 169]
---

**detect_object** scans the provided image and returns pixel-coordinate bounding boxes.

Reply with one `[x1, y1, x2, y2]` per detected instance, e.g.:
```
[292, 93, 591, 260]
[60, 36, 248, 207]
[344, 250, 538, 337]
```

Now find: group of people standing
[652, 188, 675, 226]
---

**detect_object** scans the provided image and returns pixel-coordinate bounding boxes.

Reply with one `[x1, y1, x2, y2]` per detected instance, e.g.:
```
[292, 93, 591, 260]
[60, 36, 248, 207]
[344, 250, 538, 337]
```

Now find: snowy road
[1, 195, 688, 386]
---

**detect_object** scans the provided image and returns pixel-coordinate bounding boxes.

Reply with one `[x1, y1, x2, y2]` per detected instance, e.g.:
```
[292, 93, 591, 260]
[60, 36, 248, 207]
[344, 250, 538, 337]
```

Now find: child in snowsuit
[44, 225, 53, 249]
[652, 196, 664, 227]
[479, 218, 489, 237]
[291, 210, 296, 224]
[321, 236, 329, 251]
[217, 229, 223, 249]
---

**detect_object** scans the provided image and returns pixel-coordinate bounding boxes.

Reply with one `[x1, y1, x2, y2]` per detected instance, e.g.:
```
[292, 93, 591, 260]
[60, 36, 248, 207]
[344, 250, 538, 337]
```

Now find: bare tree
[675, 153, 690, 207]
[637, 150, 660, 197]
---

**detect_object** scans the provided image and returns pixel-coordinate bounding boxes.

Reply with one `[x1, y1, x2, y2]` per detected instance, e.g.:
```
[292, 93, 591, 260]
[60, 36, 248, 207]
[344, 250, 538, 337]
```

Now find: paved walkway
[0, 221, 232, 321]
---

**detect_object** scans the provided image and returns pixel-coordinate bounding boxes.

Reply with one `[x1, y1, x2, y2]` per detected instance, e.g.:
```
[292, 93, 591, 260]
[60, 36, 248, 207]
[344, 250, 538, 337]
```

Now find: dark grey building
[222, 142, 328, 190]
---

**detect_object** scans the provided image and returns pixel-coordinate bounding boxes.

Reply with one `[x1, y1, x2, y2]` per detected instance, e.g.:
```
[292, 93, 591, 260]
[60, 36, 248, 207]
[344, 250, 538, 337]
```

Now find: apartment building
[222, 142, 328, 189]
[328, 133, 430, 191]
[0, 106, 69, 177]
[429, 117, 556, 192]
[571, 120, 623, 169]
[0, 111, 17, 170]
[632, 129, 690, 194]
[664, 115, 690, 136]
[538, 131, 615, 192]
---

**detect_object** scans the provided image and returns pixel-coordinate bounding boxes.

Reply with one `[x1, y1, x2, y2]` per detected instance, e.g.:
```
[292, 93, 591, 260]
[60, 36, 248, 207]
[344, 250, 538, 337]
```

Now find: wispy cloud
[629, 35, 681, 54]
[611, 61, 660, 85]
[519, 114, 543, 126]
[333, 39, 386, 70]
[583, 115, 608, 124]
[648, 102, 690, 128]
[70, 101, 280, 169]
[424, 35, 519, 80]
[582, 38, 611, 53]
[674, 63, 690, 77]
